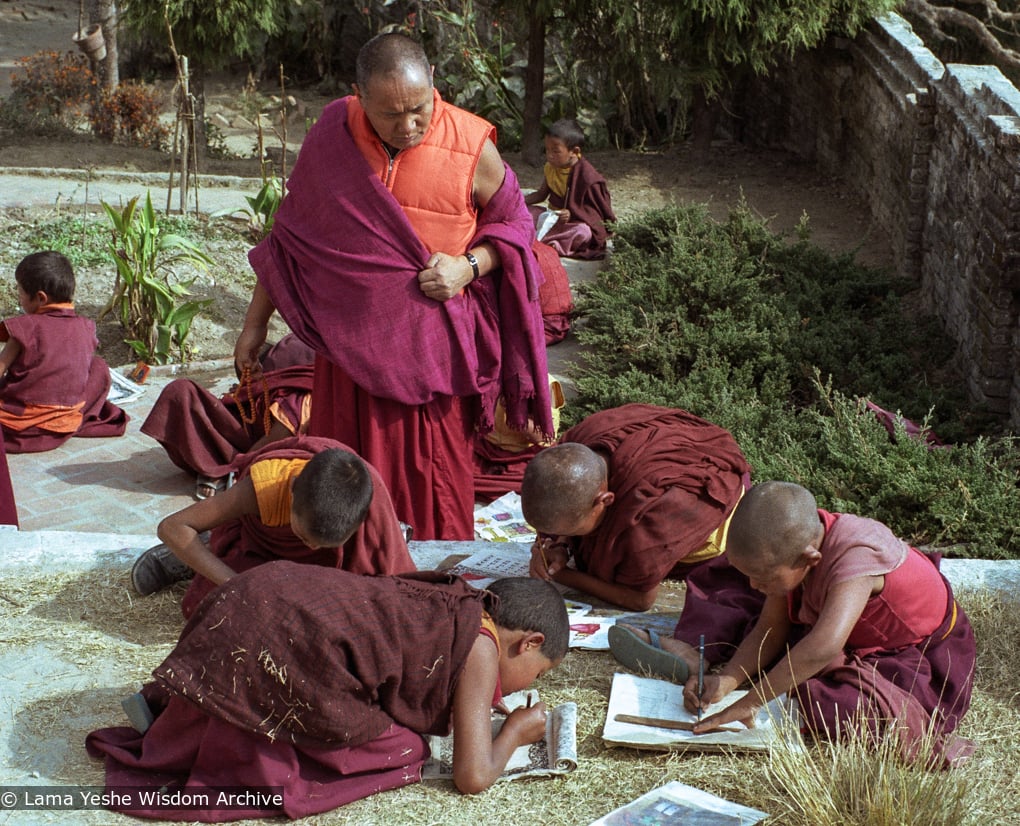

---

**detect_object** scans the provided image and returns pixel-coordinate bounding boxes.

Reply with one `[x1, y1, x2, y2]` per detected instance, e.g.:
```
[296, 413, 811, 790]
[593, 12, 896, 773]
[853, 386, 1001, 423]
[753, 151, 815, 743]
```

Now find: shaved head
[355, 32, 432, 92]
[521, 443, 608, 533]
[727, 481, 822, 567]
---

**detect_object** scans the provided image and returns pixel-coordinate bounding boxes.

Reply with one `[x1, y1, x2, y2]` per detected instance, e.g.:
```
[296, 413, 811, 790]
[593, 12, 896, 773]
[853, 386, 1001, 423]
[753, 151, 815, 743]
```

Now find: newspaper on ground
[473, 491, 536, 543]
[587, 780, 768, 825]
[423, 690, 578, 782]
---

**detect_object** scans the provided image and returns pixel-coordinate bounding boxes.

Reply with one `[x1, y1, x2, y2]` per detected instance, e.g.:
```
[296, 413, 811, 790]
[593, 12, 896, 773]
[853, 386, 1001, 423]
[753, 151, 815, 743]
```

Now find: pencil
[697, 634, 705, 722]
[539, 539, 550, 574]
[526, 692, 533, 709]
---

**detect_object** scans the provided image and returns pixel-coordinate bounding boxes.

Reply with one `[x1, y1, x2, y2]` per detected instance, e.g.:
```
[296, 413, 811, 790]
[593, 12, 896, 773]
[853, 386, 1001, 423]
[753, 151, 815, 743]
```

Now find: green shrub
[570, 204, 1020, 555]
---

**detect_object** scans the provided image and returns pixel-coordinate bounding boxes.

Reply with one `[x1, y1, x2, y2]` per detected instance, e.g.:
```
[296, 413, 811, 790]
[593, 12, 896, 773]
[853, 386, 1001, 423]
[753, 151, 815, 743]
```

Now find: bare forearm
[466, 241, 498, 279]
[718, 619, 787, 687]
[242, 282, 275, 330]
[157, 518, 235, 586]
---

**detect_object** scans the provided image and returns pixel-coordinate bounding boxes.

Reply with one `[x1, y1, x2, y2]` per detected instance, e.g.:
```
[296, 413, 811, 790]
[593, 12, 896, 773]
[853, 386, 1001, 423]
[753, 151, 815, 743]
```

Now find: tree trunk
[689, 84, 721, 157]
[521, 1, 546, 167]
[86, 0, 119, 91]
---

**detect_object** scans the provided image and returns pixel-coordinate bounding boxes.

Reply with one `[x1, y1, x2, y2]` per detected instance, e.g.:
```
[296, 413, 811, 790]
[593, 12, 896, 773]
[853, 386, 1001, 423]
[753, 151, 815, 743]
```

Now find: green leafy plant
[212, 176, 283, 243]
[100, 192, 213, 365]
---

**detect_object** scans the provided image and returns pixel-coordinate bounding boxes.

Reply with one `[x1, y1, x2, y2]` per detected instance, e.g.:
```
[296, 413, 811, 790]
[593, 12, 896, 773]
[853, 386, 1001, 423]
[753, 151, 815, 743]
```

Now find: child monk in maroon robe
[628, 481, 976, 768]
[524, 118, 616, 260]
[130, 436, 415, 615]
[522, 403, 751, 611]
[86, 568, 568, 821]
[0, 251, 126, 453]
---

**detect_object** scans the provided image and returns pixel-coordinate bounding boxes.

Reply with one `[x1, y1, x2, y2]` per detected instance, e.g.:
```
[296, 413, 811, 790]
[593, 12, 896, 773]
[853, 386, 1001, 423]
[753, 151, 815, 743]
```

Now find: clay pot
[73, 23, 106, 62]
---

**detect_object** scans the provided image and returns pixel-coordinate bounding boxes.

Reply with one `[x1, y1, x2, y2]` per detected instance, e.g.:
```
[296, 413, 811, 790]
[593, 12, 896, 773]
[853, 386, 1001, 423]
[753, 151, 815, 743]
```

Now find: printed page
[473, 492, 537, 543]
[569, 617, 617, 650]
[422, 690, 578, 781]
[445, 545, 534, 588]
[587, 780, 768, 825]
[602, 672, 800, 752]
[446, 549, 594, 611]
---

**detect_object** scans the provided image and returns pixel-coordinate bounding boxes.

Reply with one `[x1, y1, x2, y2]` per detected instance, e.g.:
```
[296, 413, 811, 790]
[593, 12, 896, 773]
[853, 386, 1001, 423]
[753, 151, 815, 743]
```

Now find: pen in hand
[539, 539, 550, 575]
[697, 634, 705, 722]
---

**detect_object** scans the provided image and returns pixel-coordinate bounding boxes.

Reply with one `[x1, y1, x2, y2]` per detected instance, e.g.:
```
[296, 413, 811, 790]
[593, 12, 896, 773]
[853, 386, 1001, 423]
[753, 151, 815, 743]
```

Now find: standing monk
[234, 33, 552, 540]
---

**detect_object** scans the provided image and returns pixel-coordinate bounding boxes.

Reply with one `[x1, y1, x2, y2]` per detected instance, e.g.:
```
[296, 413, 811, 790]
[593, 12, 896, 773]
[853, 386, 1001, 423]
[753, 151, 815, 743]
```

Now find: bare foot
[617, 623, 700, 675]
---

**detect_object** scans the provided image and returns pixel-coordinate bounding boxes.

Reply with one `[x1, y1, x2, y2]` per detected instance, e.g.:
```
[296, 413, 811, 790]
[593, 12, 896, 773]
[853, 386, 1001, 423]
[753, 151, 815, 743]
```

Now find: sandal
[195, 472, 232, 500]
[608, 624, 690, 683]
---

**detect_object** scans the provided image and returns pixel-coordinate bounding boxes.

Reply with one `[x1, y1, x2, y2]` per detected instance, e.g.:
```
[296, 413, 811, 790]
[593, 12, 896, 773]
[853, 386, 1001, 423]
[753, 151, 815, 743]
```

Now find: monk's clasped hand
[418, 252, 473, 301]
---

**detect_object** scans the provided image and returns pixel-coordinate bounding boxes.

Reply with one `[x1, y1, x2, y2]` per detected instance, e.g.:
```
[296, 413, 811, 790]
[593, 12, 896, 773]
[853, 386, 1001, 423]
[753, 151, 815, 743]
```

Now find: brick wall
[734, 13, 1020, 428]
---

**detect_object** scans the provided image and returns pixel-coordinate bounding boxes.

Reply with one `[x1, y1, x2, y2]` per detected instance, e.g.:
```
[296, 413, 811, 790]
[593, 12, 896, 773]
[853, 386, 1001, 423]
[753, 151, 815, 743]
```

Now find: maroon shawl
[180, 435, 414, 617]
[248, 98, 552, 437]
[162, 562, 488, 748]
[549, 157, 616, 259]
[564, 404, 751, 591]
[141, 365, 314, 477]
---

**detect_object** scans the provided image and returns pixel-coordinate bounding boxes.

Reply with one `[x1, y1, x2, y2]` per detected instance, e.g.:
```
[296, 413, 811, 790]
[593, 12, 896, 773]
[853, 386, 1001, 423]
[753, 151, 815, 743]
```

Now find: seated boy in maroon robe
[141, 333, 315, 498]
[521, 403, 751, 611]
[86, 567, 568, 821]
[0, 251, 127, 453]
[524, 118, 616, 260]
[619, 481, 976, 767]
[130, 435, 415, 617]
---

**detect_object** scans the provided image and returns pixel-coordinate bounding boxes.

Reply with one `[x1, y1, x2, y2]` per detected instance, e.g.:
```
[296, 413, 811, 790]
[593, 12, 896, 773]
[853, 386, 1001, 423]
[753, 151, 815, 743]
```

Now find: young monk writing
[86, 567, 569, 820]
[681, 481, 975, 766]
[130, 435, 414, 617]
[521, 404, 750, 611]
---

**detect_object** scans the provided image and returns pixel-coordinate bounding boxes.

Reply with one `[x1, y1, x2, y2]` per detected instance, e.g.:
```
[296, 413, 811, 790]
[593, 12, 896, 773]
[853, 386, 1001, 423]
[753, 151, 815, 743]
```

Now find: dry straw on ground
[2, 567, 1018, 825]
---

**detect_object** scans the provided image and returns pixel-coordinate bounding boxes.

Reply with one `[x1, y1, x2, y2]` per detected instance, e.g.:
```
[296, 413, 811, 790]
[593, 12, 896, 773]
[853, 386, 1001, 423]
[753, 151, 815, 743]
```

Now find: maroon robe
[560, 404, 751, 592]
[248, 98, 551, 541]
[544, 156, 616, 260]
[180, 435, 415, 618]
[532, 240, 573, 344]
[141, 364, 314, 478]
[0, 426, 17, 525]
[86, 564, 490, 821]
[1, 310, 127, 453]
[675, 511, 976, 766]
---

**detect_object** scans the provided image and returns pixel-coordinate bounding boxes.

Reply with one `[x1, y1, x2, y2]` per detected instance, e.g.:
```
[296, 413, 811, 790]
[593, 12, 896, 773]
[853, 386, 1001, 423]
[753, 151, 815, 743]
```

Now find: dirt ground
[0, 0, 894, 366]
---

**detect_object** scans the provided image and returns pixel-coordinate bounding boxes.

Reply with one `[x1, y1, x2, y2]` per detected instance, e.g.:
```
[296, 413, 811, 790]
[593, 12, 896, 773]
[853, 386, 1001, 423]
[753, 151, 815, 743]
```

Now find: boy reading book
[130, 436, 415, 617]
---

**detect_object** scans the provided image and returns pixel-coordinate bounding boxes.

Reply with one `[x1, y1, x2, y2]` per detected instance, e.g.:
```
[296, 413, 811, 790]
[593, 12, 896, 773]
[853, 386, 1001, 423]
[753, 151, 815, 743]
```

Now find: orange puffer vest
[346, 90, 496, 254]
